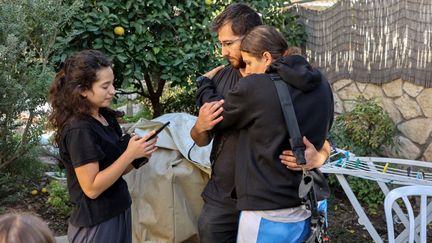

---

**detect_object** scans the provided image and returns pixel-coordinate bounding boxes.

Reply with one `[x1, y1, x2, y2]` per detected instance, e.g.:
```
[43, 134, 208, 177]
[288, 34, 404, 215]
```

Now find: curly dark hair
[48, 49, 112, 144]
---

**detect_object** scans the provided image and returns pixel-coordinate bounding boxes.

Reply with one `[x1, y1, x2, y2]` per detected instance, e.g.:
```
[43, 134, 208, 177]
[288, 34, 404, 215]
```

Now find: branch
[18, 109, 35, 153]
[116, 79, 149, 99]
[0, 161, 10, 171]
[116, 89, 141, 95]
[137, 79, 147, 98]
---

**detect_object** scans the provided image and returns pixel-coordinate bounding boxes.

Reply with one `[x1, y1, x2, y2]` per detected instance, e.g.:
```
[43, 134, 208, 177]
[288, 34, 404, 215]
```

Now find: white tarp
[124, 113, 212, 243]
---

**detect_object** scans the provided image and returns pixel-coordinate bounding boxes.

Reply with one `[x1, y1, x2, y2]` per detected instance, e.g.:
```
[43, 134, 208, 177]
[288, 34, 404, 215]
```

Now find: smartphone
[145, 121, 170, 141]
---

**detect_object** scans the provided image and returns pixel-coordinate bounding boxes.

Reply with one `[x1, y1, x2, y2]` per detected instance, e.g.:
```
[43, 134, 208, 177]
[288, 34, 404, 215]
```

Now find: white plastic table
[321, 149, 432, 243]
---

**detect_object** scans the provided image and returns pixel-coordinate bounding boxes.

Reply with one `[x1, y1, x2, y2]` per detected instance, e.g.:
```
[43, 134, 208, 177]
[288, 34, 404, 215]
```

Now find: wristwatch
[196, 75, 212, 87]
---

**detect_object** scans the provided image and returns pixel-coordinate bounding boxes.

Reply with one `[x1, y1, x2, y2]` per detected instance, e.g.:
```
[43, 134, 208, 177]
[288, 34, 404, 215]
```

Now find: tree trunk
[144, 71, 166, 118]
[150, 97, 163, 118]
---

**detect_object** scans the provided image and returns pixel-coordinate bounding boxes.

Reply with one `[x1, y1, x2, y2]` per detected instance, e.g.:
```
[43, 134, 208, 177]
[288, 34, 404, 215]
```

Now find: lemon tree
[54, 0, 305, 117]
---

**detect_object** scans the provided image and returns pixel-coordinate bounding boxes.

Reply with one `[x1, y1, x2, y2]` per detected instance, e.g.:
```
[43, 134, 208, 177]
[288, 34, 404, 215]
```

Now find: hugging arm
[191, 79, 251, 146]
[195, 65, 225, 107]
[280, 138, 331, 171]
[214, 81, 252, 131]
[281, 81, 334, 171]
[191, 66, 226, 146]
[191, 100, 224, 146]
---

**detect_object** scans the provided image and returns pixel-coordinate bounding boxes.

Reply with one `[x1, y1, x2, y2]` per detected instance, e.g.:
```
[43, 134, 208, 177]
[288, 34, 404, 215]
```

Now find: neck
[239, 67, 246, 77]
[92, 110, 108, 126]
[90, 107, 99, 117]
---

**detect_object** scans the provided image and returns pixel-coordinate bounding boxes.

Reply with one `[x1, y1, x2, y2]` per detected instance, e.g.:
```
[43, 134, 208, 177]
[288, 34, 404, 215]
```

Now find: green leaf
[103, 38, 113, 45]
[134, 71, 144, 80]
[126, 1, 133, 10]
[87, 25, 99, 32]
[134, 22, 143, 34]
[152, 47, 160, 54]
[117, 54, 128, 63]
[102, 5, 110, 15]
[93, 42, 103, 49]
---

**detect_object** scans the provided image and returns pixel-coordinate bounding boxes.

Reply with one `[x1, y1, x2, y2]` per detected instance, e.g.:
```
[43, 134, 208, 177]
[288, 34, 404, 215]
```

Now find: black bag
[310, 169, 330, 201]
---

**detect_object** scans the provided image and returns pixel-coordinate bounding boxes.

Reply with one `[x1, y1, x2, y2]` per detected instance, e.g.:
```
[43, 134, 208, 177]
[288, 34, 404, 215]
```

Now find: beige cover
[124, 113, 212, 243]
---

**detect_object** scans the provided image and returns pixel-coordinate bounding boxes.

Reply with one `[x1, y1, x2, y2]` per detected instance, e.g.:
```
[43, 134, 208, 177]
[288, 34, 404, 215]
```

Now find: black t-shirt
[195, 66, 242, 208]
[59, 109, 131, 227]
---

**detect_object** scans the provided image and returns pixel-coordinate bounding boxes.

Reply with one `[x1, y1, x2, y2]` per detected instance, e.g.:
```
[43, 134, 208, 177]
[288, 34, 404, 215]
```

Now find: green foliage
[47, 180, 72, 216]
[54, 0, 306, 117]
[0, 172, 25, 208]
[162, 80, 198, 115]
[327, 174, 384, 214]
[121, 108, 152, 123]
[0, 151, 47, 210]
[8, 151, 48, 181]
[240, 1, 307, 47]
[0, 0, 81, 170]
[54, 0, 220, 117]
[328, 98, 394, 213]
[330, 97, 396, 156]
[347, 177, 384, 214]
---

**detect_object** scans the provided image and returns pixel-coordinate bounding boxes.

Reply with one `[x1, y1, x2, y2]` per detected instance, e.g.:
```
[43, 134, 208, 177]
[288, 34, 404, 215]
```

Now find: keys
[298, 167, 314, 199]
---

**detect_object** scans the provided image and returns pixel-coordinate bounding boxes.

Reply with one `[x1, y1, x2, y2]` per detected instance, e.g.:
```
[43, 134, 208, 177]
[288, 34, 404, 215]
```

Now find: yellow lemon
[114, 26, 125, 36]
[205, 0, 213, 5]
[31, 190, 38, 195]
[41, 187, 48, 193]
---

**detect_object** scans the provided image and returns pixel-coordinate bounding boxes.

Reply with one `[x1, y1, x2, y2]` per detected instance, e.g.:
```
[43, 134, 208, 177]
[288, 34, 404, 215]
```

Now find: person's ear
[263, 51, 273, 66]
[80, 88, 88, 98]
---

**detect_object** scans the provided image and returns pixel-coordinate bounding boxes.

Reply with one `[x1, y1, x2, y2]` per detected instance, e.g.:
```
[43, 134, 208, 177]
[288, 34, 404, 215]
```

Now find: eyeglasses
[216, 37, 242, 49]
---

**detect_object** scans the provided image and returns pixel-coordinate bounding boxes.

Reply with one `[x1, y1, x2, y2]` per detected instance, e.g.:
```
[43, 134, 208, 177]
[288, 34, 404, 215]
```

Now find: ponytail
[240, 25, 288, 60]
[48, 69, 68, 145]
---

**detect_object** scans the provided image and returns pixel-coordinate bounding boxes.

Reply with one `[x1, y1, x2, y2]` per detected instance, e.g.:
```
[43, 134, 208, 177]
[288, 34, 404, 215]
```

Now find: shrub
[0, 0, 81, 170]
[328, 97, 395, 213]
[162, 80, 198, 115]
[9, 155, 48, 181]
[121, 108, 152, 123]
[47, 180, 72, 216]
[0, 172, 25, 208]
[330, 97, 396, 156]
[0, 152, 47, 211]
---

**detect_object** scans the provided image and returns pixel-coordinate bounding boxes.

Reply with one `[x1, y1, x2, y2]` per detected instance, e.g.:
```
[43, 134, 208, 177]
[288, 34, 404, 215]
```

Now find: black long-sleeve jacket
[215, 55, 334, 210]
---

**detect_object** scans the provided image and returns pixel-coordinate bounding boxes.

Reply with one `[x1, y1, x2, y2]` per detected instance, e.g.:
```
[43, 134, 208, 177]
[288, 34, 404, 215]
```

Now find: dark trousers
[198, 203, 240, 243]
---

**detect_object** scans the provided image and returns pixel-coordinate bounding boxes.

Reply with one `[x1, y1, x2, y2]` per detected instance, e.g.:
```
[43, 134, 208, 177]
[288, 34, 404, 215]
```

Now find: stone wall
[332, 79, 432, 161]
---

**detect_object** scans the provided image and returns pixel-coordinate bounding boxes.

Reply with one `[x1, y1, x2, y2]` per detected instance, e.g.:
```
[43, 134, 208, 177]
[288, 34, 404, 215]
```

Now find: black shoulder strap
[270, 73, 325, 243]
[270, 73, 306, 165]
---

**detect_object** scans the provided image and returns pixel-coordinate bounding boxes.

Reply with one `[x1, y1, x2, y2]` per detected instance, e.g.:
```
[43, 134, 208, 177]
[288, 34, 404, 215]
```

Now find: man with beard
[190, 3, 331, 243]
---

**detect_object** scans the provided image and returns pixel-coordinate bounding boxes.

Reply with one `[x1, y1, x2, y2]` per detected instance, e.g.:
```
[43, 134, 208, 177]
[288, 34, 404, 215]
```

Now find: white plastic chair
[384, 185, 432, 243]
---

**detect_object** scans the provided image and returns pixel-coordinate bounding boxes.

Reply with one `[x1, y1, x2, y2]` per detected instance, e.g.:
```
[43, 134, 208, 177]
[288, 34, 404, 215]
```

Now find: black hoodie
[216, 55, 334, 210]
